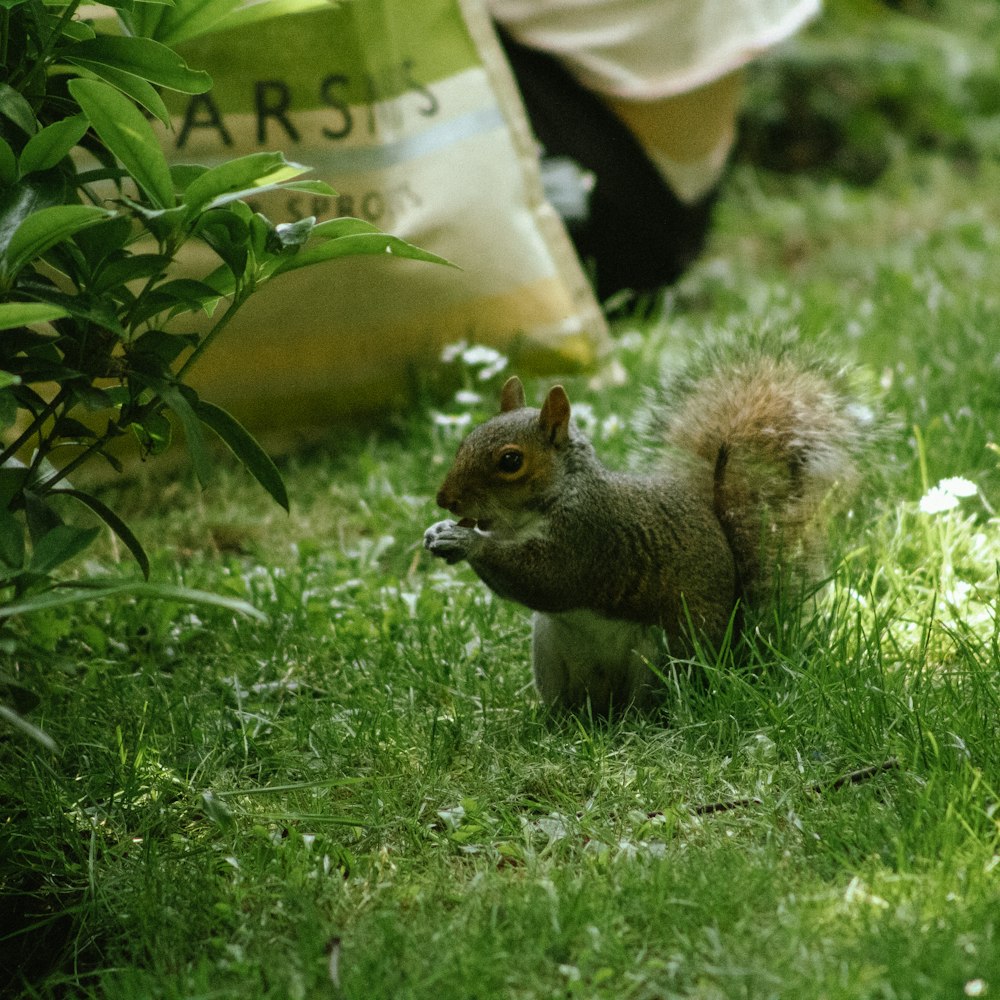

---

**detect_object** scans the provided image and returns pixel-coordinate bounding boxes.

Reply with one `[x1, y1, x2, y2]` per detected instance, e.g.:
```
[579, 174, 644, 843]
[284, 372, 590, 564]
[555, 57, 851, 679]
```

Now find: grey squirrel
[423, 338, 871, 714]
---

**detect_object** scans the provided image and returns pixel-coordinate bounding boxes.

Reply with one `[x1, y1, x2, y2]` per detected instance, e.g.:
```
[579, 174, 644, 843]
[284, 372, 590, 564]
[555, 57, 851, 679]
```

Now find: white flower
[454, 390, 482, 406]
[943, 580, 973, 606]
[617, 329, 645, 351]
[477, 356, 508, 381]
[432, 412, 471, 428]
[461, 345, 502, 367]
[571, 402, 598, 435]
[939, 476, 977, 498]
[440, 340, 468, 363]
[919, 487, 960, 514]
[919, 476, 978, 514]
[964, 979, 987, 997]
[601, 414, 624, 437]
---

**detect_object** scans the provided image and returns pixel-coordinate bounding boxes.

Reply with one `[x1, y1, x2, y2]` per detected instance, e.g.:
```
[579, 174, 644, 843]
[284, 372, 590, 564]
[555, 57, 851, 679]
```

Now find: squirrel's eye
[497, 449, 524, 474]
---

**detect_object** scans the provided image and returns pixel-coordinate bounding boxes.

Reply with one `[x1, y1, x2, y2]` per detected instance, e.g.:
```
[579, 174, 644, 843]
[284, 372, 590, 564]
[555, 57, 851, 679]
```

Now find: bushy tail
[653, 332, 875, 608]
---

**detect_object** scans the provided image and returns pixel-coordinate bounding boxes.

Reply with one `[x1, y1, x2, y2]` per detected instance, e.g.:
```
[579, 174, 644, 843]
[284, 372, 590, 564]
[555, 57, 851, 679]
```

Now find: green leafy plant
[0, 0, 450, 613]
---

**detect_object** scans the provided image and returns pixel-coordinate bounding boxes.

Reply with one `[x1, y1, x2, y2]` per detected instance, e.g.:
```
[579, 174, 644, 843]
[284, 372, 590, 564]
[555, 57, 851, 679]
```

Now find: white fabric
[489, 0, 821, 99]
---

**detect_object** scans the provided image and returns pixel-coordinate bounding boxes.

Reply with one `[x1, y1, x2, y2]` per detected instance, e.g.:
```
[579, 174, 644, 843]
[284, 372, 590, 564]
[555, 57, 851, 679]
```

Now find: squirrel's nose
[436, 487, 459, 513]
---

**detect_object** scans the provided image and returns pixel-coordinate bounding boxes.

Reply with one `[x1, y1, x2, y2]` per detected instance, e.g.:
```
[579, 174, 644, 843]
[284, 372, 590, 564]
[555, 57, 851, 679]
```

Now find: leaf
[118, 1, 167, 41]
[129, 327, 195, 369]
[182, 152, 301, 215]
[0, 138, 15, 188]
[18, 115, 89, 177]
[129, 278, 221, 325]
[13, 288, 128, 339]
[200, 789, 235, 831]
[69, 78, 176, 210]
[125, 203, 189, 247]
[8, 360, 84, 384]
[158, 384, 210, 485]
[28, 523, 101, 575]
[275, 232, 456, 275]
[194, 400, 289, 511]
[0, 471, 26, 516]
[171, 163, 208, 191]
[0, 302, 69, 330]
[55, 16, 96, 41]
[71, 383, 117, 411]
[183, 152, 284, 197]
[195, 211, 249, 278]
[0, 205, 111, 283]
[150, 278, 225, 307]
[51, 416, 98, 440]
[0, 388, 17, 429]
[129, 408, 172, 456]
[196, 0, 329, 39]
[68, 63, 171, 127]
[72, 215, 133, 270]
[0, 173, 70, 256]
[276, 180, 335, 197]
[0, 580, 267, 621]
[2, 323, 54, 356]
[0, 83, 37, 136]
[24, 490, 62, 545]
[0, 509, 25, 569]
[50, 488, 150, 579]
[196, 261, 237, 299]
[202, 177, 331, 214]
[65, 36, 211, 94]
[92, 252, 171, 295]
[310, 217, 383, 239]
[248, 213, 273, 256]
[148, 0, 244, 45]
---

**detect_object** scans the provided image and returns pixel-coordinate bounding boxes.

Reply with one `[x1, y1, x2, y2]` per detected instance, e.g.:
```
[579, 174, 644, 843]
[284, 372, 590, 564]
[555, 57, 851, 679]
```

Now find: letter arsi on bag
[175, 61, 438, 150]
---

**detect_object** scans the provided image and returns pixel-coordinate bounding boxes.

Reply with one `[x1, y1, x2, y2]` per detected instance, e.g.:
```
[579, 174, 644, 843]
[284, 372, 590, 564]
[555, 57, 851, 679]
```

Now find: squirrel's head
[435, 376, 575, 534]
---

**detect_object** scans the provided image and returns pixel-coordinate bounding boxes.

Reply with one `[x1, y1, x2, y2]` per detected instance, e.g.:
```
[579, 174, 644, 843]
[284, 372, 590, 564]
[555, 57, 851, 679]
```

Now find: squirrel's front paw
[423, 519, 475, 564]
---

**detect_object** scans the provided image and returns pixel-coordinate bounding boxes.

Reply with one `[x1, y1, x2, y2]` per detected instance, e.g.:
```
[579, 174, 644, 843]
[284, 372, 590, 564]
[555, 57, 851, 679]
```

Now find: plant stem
[9, 0, 82, 92]
[0, 386, 71, 469]
[38, 0, 82, 67]
[37, 433, 110, 494]
[175, 287, 248, 381]
[1, 9, 10, 69]
[26, 393, 69, 480]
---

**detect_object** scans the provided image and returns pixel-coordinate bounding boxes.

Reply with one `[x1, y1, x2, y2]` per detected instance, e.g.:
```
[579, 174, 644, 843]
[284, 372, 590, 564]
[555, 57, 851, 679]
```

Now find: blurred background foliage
[737, 0, 1000, 182]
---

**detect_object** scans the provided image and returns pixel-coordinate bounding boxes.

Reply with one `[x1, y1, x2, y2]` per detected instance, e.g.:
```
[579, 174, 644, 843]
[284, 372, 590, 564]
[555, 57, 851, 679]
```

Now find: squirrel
[423, 337, 872, 714]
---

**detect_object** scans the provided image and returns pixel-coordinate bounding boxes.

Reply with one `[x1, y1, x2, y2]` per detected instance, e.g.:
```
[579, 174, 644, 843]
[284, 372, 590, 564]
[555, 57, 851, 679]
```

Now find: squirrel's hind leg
[532, 611, 660, 715]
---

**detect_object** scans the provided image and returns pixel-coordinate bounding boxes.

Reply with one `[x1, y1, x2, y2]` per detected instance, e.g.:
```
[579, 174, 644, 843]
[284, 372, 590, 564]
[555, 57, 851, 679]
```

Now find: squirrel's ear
[500, 376, 526, 412]
[539, 385, 571, 446]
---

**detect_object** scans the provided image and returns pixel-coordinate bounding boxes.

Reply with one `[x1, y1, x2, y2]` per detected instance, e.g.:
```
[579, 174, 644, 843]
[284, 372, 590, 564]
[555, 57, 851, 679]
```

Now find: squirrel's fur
[424, 336, 872, 714]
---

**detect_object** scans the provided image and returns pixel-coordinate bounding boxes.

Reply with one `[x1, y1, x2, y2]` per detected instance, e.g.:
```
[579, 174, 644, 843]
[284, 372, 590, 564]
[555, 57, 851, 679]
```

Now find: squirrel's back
[650, 334, 873, 608]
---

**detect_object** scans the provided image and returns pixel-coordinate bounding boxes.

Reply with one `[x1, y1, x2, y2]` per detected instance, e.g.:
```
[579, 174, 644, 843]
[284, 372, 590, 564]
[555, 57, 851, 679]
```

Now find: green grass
[5, 14, 1000, 999]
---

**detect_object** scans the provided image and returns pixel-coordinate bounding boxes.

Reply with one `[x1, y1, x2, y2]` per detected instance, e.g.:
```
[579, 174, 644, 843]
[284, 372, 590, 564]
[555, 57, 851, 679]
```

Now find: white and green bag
[157, 0, 607, 428]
